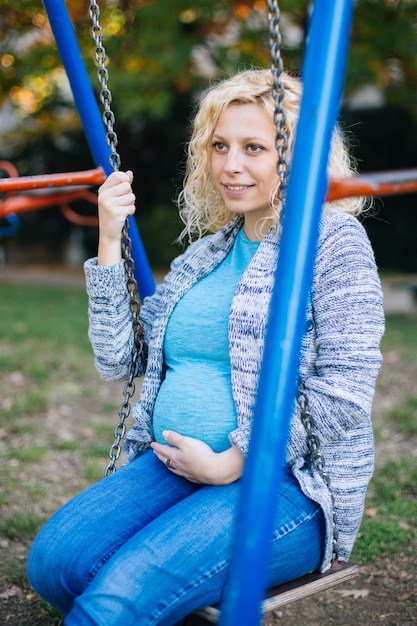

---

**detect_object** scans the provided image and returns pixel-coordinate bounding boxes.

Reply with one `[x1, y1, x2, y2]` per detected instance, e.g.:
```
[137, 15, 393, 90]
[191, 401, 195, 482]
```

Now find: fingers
[150, 432, 183, 472]
[96, 170, 137, 264]
[99, 172, 136, 209]
[150, 433, 217, 484]
[161, 430, 182, 447]
[100, 170, 133, 189]
[97, 170, 137, 244]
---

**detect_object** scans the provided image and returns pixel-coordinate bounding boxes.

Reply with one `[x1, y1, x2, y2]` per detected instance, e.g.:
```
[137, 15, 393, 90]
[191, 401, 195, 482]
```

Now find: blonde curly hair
[178, 68, 363, 242]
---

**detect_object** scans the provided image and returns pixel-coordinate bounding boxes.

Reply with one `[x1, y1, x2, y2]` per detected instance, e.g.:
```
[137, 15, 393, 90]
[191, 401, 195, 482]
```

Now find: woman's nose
[224, 148, 243, 174]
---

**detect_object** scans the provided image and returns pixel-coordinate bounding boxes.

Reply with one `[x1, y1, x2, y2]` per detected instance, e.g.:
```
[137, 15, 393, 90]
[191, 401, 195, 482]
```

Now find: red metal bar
[0, 166, 105, 193]
[2, 166, 417, 221]
[2, 166, 417, 201]
[0, 190, 90, 217]
[0, 161, 19, 178]
[326, 168, 417, 202]
[0, 188, 98, 226]
[60, 202, 99, 227]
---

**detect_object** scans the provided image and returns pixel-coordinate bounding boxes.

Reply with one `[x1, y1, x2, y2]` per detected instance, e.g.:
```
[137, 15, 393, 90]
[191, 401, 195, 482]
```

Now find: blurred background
[1, 0, 417, 274]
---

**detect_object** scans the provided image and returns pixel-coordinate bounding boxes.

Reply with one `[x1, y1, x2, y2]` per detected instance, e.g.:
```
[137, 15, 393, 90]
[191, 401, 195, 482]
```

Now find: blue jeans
[27, 450, 324, 625]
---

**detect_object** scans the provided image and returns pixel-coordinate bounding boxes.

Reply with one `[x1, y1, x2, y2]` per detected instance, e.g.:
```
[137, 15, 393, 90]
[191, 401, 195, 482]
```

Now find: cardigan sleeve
[84, 250, 189, 383]
[286, 211, 385, 462]
[84, 258, 137, 382]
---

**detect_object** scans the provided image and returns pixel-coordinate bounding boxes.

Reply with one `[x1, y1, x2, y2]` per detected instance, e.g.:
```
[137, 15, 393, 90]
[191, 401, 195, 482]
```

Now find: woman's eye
[212, 142, 227, 152]
[247, 144, 263, 153]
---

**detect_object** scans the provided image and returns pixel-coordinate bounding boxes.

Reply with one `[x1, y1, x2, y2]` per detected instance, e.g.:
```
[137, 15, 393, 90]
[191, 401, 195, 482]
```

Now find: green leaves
[2, 1, 417, 140]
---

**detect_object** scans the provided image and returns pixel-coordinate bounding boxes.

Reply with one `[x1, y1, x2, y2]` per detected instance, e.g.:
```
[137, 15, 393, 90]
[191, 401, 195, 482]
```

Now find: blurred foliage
[1, 1, 417, 140]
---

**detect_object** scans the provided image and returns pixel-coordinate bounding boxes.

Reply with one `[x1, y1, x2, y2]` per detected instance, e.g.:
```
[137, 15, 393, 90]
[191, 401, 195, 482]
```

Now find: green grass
[351, 313, 417, 563]
[379, 313, 417, 357]
[2, 389, 49, 419]
[0, 283, 97, 431]
[2, 558, 28, 588]
[51, 440, 79, 451]
[7, 447, 47, 463]
[352, 457, 417, 562]
[389, 396, 417, 435]
[20, 480, 48, 500]
[0, 283, 91, 383]
[83, 459, 108, 483]
[0, 284, 106, 541]
[0, 284, 90, 345]
[0, 512, 46, 540]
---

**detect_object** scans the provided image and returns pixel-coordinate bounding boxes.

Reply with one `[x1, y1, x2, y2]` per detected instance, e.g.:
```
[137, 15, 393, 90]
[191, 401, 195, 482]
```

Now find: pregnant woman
[27, 69, 384, 626]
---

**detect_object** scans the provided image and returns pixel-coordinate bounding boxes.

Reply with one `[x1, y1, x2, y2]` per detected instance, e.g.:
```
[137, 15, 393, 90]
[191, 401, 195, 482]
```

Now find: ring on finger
[166, 458, 174, 470]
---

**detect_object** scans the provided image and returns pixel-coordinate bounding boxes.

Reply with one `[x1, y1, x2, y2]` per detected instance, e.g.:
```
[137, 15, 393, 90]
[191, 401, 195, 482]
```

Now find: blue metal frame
[0, 214, 20, 237]
[42, 0, 155, 300]
[219, 1, 355, 624]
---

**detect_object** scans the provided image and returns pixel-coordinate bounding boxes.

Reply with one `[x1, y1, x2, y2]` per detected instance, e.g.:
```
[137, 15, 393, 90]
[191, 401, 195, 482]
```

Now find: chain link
[88, 2, 145, 476]
[298, 384, 340, 561]
[267, 0, 289, 207]
[89, 2, 121, 171]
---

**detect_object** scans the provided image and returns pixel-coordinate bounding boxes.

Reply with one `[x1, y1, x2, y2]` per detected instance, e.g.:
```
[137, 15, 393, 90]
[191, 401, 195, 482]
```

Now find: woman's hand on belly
[150, 430, 244, 485]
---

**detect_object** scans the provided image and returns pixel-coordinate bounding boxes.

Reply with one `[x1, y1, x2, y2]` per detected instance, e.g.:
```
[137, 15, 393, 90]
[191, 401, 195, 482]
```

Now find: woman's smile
[222, 183, 254, 195]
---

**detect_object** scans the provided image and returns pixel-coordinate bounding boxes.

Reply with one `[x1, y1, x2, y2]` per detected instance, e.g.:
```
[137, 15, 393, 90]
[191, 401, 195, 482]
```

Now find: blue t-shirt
[152, 226, 260, 452]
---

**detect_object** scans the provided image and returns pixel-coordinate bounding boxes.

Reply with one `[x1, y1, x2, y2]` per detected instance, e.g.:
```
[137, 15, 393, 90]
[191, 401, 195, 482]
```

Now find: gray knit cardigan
[84, 209, 384, 571]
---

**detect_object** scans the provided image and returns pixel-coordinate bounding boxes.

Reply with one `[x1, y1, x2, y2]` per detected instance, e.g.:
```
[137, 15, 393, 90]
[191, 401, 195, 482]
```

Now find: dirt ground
[2, 542, 416, 625]
[267, 547, 417, 626]
[2, 531, 416, 625]
[0, 268, 416, 626]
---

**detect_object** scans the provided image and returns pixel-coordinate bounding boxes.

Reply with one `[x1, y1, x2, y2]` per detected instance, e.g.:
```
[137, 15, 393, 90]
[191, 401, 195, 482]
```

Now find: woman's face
[210, 102, 278, 240]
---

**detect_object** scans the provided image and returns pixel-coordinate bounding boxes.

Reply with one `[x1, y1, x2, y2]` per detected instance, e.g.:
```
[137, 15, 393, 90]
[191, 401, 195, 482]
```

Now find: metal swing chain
[88, 2, 145, 476]
[297, 387, 340, 561]
[267, 0, 339, 562]
[89, 2, 121, 172]
[267, 0, 289, 205]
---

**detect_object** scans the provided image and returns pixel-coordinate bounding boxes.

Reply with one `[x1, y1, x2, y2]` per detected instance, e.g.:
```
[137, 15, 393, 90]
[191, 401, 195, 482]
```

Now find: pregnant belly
[152, 365, 237, 453]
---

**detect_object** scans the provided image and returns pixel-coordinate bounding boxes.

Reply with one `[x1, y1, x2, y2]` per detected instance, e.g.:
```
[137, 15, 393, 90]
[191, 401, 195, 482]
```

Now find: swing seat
[188, 561, 359, 624]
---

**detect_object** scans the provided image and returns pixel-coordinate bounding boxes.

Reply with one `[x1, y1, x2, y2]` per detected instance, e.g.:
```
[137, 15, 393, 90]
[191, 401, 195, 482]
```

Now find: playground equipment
[3, 161, 417, 239]
[2, 1, 416, 624]
[0, 163, 104, 228]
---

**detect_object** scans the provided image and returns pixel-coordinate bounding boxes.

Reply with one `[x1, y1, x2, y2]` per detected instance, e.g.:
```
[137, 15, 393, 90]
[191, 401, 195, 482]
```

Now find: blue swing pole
[219, 1, 355, 624]
[42, 0, 155, 300]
